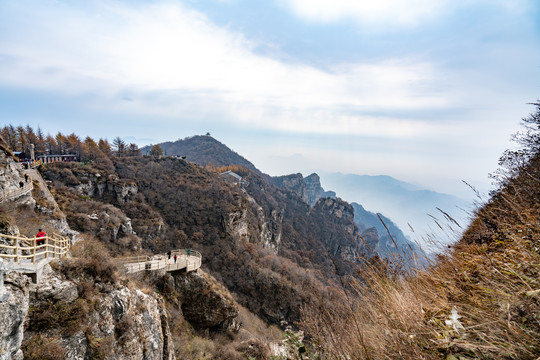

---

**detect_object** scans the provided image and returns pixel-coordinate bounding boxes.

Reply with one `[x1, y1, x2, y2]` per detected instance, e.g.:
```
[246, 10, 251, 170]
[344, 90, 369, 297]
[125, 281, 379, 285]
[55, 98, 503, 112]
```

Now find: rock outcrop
[304, 173, 336, 206]
[360, 226, 380, 254]
[311, 197, 364, 261]
[225, 194, 283, 253]
[271, 174, 307, 203]
[0, 270, 30, 360]
[40, 165, 165, 246]
[272, 172, 336, 206]
[24, 264, 175, 360]
[351, 203, 420, 260]
[167, 270, 239, 330]
[0, 147, 34, 207]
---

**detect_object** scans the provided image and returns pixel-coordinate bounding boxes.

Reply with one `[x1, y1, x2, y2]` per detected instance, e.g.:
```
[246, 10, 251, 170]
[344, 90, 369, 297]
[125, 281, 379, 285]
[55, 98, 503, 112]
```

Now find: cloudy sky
[1, 0, 539, 198]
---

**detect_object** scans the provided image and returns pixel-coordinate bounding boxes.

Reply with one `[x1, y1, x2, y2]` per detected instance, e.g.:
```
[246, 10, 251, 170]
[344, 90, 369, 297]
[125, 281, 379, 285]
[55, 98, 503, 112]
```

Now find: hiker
[24, 174, 29, 182]
[187, 248, 191, 257]
[36, 228, 46, 246]
[174, 254, 178, 264]
[19, 181, 24, 188]
[167, 250, 172, 260]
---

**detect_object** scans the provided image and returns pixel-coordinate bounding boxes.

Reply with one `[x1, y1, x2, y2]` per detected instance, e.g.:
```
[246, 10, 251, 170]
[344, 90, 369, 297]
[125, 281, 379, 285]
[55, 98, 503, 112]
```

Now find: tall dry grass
[302, 184, 540, 359]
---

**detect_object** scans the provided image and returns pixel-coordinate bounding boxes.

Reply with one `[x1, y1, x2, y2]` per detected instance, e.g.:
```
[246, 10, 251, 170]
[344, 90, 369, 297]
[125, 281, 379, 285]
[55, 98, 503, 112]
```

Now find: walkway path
[0, 230, 202, 281]
[0, 182, 33, 202]
[0, 232, 71, 282]
[117, 249, 202, 274]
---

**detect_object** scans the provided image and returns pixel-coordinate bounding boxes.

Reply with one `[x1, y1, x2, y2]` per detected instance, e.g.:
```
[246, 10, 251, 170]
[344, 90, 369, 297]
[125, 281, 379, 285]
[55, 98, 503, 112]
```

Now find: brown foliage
[57, 238, 119, 283]
[26, 298, 90, 336]
[22, 335, 66, 360]
[302, 136, 540, 359]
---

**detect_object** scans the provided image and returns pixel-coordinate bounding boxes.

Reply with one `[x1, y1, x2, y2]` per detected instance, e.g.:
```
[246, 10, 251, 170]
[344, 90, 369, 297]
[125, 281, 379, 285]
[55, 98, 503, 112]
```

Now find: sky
[1, 0, 539, 199]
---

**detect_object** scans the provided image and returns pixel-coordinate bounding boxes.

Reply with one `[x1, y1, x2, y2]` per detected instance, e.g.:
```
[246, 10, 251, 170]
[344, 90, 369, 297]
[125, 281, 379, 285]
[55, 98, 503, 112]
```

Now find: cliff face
[271, 173, 307, 203]
[304, 173, 336, 206]
[311, 197, 364, 262]
[39, 165, 167, 251]
[0, 147, 78, 243]
[24, 264, 175, 360]
[166, 270, 239, 330]
[225, 193, 283, 253]
[0, 271, 29, 360]
[272, 172, 336, 206]
[0, 148, 35, 214]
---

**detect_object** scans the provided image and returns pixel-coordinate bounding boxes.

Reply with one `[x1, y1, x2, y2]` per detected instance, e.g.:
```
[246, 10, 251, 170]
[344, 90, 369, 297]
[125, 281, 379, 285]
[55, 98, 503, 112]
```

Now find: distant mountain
[352, 202, 420, 259]
[147, 136, 418, 258]
[141, 135, 262, 175]
[320, 172, 472, 241]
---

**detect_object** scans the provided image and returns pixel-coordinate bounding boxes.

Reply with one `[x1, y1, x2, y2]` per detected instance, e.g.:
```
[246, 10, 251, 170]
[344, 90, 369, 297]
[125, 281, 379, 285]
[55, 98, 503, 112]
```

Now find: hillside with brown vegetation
[17, 133, 367, 328]
[3, 101, 539, 359]
[142, 135, 263, 176]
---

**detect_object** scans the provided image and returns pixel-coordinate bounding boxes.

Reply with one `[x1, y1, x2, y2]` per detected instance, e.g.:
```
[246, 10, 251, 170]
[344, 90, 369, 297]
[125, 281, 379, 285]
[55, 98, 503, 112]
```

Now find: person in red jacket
[36, 228, 46, 246]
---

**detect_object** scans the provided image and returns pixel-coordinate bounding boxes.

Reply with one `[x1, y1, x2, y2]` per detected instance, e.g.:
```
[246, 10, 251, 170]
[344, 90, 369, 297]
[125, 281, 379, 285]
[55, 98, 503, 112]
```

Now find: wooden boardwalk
[0, 231, 201, 283]
[0, 232, 71, 282]
[0, 182, 33, 202]
[117, 249, 202, 274]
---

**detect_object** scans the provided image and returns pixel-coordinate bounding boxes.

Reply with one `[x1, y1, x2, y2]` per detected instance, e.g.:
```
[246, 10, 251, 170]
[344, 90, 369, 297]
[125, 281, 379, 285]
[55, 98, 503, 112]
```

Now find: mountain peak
[142, 135, 261, 174]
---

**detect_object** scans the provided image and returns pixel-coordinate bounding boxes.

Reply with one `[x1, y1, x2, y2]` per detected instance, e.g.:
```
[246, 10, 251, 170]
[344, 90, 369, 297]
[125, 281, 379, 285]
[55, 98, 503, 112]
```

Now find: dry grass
[302, 187, 540, 359]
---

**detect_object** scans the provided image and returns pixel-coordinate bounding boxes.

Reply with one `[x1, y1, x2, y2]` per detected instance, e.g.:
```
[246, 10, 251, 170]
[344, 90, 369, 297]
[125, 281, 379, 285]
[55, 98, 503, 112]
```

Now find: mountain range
[146, 135, 470, 247]
[319, 172, 472, 243]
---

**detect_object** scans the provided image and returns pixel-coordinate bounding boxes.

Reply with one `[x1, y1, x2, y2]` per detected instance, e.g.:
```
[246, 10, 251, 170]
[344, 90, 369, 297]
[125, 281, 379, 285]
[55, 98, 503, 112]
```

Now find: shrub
[58, 238, 118, 283]
[22, 335, 66, 360]
[27, 298, 89, 335]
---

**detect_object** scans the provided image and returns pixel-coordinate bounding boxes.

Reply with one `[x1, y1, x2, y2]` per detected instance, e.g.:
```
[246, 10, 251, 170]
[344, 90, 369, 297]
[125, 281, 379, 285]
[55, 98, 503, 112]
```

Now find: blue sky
[1, 0, 539, 198]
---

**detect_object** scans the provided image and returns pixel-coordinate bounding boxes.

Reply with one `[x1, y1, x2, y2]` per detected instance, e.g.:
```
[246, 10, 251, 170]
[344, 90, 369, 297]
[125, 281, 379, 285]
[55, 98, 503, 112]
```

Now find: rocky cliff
[225, 193, 283, 253]
[272, 172, 337, 206]
[166, 270, 239, 330]
[304, 173, 336, 206]
[352, 203, 420, 260]
[23, 263, 175, 360]
[0, 270, 29, 360]
[39, 164, 166, 251]
[310, 197, 364, 262]
[271, 173, 308, 203]
[0, 143, 77, 241]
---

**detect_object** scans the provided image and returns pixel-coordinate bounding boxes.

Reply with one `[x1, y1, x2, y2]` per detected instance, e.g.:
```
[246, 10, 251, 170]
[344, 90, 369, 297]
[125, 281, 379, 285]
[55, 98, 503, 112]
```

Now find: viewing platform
[0, 232, 71, 283]
[116, 249, 202, 274]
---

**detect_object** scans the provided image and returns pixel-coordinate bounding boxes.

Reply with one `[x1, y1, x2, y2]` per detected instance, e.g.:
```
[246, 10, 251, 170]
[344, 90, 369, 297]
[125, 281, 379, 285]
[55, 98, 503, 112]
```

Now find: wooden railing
[0, 232, 70, 264]
[116, 249, 202, 274]
[20, 159, 43, 169]
[0, 182, 33, 202]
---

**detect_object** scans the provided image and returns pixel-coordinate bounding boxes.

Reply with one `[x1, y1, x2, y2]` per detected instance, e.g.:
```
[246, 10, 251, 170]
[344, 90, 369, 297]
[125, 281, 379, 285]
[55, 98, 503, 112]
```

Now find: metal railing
[0, 232, 70, 264]
[116, 249, 202, 274]
[0, 182, 33, 202]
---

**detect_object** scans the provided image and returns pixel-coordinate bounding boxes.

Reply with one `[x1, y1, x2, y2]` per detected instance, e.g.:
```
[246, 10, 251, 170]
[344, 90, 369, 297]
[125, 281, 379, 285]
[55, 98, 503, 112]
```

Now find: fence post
[45, 237, 48, 259]
[32, 240, 36, 264]
[14, 239, 18, 262]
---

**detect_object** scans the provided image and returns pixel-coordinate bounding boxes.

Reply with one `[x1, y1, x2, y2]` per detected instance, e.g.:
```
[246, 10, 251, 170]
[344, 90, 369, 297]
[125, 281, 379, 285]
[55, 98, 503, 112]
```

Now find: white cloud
[0, 1, 452, 137]
[277, 0, 532, 26]
[277, 0, 450, 26]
